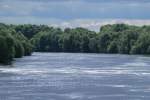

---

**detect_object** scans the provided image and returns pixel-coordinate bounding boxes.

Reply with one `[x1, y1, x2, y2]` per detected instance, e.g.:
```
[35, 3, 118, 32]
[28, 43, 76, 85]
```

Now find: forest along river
[0, 53, 150, 100]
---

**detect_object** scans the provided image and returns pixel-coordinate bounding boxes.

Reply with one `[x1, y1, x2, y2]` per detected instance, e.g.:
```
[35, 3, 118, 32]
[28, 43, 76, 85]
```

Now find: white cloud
[50, 19, 150, 31]
[1, 17, 150, 31]
[0, 0, 150, 32]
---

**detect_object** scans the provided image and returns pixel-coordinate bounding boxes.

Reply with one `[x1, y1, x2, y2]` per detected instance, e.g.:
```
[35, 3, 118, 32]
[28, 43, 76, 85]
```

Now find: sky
[0, 0, 150, 31]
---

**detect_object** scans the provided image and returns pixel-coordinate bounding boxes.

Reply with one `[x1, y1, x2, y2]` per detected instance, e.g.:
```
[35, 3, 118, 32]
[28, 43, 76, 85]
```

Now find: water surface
[0, 53, 150, 100]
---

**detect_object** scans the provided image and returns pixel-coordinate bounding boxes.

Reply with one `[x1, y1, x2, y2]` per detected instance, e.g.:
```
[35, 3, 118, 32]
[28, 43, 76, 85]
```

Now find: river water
[0, 53, 150, 100]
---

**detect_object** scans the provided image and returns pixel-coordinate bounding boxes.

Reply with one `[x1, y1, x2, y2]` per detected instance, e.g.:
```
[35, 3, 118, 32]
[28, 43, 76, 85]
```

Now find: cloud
[51, 19, 150, 31]
[1, 0, 149, 3]
[0, 0, 150, 19]
[1, 16, 150, 31]
[0, 0, 150, 32]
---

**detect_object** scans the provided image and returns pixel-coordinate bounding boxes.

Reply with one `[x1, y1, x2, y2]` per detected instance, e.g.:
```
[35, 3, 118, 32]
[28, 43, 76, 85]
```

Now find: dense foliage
[1, 23, 150, 64]
[31, 27, 97, 52]
[0, 23, 33, 64]
[31, 24, 150, 54]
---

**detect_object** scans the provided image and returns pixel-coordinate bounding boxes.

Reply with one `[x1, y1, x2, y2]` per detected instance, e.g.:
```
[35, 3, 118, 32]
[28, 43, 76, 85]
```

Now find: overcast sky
[0, 0, 150, 31]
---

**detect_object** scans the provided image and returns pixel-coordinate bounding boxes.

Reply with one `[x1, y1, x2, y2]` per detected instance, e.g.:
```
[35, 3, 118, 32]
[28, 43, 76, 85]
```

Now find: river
[0, 53, 150, 100]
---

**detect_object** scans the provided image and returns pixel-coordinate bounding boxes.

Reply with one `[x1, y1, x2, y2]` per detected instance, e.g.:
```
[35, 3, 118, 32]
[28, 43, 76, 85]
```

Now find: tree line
[0, 23, 33, 64]
[30, 24, 150, 54]
[1, 23, 150, 64]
